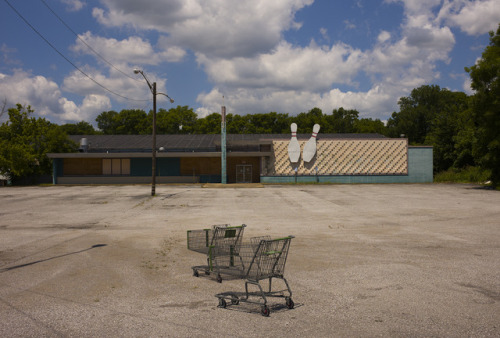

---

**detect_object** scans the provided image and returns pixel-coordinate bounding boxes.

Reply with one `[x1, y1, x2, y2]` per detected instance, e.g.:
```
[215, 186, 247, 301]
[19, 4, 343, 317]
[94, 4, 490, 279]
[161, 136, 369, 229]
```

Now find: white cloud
[196, 83, 403, 119]
[319, 86, 395, 117]
[405, 26, 455, 49]
[157, 37, 187, 62]
[0, 70, 112, 123]
[62, 64, 164, 104]
[377, 31, 391, 43]
[61, 0, 85, 12]
[1, 43, 22, 67]
[320, 28, 329, 41]
[196, 87, 319, 117]
[71, 32, 175, 65]
[57, 94, 111, 122]
[0, 70, 61, 118]
[193, 0, 460, 119]
[462, 77, 473, 95]
[194, 18, 455, 118]
[344, 20, 357, 30]
[437, 0, 500, 35]
[4, 0, 487, 124]
[93, 0, 314, 58]
[198, 41, 364, 93]
[384, 0, 442, 16]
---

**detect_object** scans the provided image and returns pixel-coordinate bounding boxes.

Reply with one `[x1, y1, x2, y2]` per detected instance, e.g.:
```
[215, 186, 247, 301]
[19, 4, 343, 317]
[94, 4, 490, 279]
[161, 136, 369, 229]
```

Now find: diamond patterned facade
[269, 139, 408, 176]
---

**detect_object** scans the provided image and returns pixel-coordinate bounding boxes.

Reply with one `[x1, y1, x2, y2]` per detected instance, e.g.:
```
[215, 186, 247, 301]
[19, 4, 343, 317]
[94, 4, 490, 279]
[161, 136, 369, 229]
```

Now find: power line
[38, 0, 141, 83]
[3, 0, 149, 102]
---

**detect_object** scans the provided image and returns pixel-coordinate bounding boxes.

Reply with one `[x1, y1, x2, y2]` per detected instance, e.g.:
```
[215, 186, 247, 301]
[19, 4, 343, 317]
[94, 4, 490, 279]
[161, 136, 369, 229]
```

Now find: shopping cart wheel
[216, 274, 222, 283]
[218, 298, 227, 308]
[261, 305, 270, 317]
[193, 270, 199, 277]
[230, 294, 239, 305]
[286, 297, 294, 309]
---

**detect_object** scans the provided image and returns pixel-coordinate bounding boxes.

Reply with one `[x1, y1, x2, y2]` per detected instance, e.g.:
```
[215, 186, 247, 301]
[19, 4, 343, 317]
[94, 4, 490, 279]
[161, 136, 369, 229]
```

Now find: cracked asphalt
[0, 183, 499, 337]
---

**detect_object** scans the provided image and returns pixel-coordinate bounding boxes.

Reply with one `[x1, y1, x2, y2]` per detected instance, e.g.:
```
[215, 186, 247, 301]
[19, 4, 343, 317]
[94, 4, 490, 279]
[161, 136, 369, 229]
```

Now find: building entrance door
[236, 164, 252, 183]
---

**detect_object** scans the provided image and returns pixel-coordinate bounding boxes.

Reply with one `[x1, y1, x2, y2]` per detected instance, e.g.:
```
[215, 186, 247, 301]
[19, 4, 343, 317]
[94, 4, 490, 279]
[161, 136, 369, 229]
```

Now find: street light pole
[152, 81, 157, 196]
[134, 69, 174, 196]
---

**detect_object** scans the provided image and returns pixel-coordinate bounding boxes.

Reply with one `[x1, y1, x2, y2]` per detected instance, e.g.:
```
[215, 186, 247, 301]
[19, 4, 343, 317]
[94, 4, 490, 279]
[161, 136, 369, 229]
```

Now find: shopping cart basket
[187, 224, 246, 283]
[215, 235, 295, 316]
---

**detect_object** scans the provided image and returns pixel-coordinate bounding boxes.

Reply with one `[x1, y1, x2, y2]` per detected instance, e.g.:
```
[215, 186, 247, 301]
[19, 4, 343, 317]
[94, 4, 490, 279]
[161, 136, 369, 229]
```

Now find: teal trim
[200, 175, 221, 183]
[52, 158, 64, 183]
[157, 158, 180, 176]
[130, 158, 150, 176]
[52, 159, 57, 184]
[130, 158, 180, 176]
[407, 147, 433, 183]
[221, 120, 227, 184]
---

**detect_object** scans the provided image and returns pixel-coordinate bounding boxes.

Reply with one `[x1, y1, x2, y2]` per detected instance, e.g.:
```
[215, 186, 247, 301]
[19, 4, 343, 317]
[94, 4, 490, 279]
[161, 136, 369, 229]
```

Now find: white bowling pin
[303, 124, 320, 162]
[288, 123, 300, 163]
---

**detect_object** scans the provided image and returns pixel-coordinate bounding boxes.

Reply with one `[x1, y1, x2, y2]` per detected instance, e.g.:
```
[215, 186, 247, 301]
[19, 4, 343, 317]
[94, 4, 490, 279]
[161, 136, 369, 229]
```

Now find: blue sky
[1, 0, 499, 126]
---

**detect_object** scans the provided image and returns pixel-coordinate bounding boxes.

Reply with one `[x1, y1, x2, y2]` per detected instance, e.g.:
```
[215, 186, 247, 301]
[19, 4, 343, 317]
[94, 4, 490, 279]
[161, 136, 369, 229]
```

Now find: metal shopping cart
[215, 236, 295, 316]
[187, 224, 246, 283]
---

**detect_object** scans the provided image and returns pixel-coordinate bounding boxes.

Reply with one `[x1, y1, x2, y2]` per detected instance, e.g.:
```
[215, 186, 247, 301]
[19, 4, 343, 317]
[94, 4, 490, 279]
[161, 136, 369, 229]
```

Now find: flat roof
[67, 133, 388, 153]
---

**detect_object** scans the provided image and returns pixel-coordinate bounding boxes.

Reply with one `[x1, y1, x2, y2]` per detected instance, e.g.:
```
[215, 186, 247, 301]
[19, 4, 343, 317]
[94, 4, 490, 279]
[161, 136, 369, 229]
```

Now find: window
[103, 159, 130, 175]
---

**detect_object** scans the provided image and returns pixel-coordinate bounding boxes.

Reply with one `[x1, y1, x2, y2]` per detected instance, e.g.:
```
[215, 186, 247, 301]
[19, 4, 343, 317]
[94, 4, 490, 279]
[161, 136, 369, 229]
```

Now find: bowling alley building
[47, 133, 433, 184]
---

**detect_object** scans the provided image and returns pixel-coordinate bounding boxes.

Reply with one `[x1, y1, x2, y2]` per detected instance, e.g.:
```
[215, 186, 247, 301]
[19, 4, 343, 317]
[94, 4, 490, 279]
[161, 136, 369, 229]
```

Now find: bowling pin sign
[303, 124, 320, 162]
[288, 123, 300, 163]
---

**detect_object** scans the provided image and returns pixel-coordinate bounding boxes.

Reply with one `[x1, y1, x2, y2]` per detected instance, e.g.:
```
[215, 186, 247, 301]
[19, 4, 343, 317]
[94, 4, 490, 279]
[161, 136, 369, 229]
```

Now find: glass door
[236, 165, 252, 183]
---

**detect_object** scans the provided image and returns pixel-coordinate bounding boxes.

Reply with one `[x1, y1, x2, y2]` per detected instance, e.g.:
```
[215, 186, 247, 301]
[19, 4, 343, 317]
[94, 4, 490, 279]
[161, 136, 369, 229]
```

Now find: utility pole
[134, 69, 174, 196]
[152, 82, 157, 196]
[221, 105, 227, 184]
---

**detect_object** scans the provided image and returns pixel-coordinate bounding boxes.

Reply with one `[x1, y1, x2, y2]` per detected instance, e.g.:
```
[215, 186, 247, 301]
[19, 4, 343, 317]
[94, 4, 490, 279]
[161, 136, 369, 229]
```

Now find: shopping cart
[187, 224, 246, 283]
[215, 236, 295, 316]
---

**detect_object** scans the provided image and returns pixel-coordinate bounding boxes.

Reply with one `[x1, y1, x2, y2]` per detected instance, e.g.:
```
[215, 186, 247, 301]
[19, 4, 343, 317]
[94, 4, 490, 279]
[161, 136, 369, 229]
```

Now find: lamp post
[134, 69, 174, 196]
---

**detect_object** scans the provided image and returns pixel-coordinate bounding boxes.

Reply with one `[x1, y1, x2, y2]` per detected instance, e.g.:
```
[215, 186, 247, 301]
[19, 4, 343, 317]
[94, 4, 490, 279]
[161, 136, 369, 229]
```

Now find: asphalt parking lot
[0, 183, 499, 337]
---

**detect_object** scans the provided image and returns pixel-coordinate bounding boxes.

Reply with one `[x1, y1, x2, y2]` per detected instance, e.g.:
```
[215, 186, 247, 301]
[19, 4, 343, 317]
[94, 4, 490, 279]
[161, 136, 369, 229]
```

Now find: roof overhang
[47, 152, 271, 159]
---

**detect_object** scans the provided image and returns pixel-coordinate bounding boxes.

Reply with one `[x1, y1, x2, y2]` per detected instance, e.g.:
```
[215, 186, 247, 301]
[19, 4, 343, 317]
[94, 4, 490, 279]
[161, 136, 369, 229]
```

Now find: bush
[434, 166, 491, 184]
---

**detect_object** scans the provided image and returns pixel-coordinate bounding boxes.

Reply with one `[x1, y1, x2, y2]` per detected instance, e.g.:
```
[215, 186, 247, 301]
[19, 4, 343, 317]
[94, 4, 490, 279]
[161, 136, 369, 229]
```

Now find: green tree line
[71, 106, 384, 135]
[1, 24, 499, 186]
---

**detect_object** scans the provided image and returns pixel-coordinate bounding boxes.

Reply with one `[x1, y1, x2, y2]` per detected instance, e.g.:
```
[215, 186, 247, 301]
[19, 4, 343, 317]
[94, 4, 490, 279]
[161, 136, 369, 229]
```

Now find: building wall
[51, 141, 432, 185]
[180, 157, 221, 183]
[63, 158, 102, 175]
[227, 157, 261, 183]
[261, 147, 433, 184]
[54, 157, 219, 184]
[133, 158, 180, 176]
[268, 139, 408, 176]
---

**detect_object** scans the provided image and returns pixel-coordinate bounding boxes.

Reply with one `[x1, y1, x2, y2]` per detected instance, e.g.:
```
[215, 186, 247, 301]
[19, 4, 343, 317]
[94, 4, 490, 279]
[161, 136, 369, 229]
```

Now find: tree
[323, 107, 359, 133]
[387, 85, 444, 144]
[194, 113, 221, 134]
[354, 118, 386, 134]
[292, 107, 323, 133]
[156, 106, 198, 134]
[226, 113, 249, 133]
[96, 110, 120, 134]
[0, 104, 77, 184]
[466, 24, 500, 186]
[114, 109, 148, 134]
[60, 121, 98, 135]
[245, 112, 291, 134]
[424, 90, 469, 172]
[452, 103, 478, 169]
[386, 85, 477, 173]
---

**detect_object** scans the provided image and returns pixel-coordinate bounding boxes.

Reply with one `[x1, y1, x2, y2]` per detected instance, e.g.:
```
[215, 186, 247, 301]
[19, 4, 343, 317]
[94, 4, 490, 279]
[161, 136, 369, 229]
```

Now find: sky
[1, 0, 500, 126]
